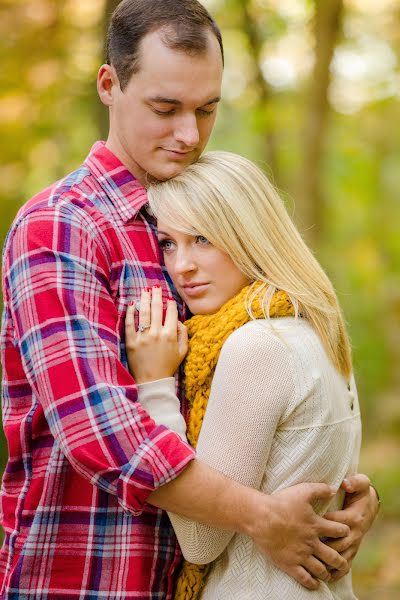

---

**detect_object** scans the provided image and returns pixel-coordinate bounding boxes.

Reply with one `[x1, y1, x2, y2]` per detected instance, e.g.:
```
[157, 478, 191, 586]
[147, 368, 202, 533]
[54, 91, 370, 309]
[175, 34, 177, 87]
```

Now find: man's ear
[97, 64, 119, 107]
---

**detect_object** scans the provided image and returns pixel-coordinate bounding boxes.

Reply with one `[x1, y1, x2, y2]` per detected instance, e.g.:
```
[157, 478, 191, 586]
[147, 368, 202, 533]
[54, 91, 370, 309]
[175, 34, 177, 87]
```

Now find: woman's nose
[174, 249, 197, 274]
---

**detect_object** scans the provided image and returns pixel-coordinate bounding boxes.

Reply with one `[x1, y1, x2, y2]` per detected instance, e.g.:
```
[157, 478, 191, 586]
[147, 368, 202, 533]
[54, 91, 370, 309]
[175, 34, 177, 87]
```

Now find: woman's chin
[186, 300, 221, 316]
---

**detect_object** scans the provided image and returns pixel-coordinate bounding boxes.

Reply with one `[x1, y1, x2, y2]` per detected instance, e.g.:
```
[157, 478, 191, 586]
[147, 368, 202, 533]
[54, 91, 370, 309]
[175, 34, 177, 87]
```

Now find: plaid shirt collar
[84, 141, 149, 224]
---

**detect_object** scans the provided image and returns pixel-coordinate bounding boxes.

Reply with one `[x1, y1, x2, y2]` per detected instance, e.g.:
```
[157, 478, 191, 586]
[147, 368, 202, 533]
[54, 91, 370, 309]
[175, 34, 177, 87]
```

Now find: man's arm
[4, 204, 195, 514]
[149, 460, 348, 590]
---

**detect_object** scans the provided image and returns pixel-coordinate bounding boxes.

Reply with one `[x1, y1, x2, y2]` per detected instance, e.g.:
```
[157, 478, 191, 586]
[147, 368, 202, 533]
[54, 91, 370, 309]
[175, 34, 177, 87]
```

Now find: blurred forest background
[0, 0, 399, 597]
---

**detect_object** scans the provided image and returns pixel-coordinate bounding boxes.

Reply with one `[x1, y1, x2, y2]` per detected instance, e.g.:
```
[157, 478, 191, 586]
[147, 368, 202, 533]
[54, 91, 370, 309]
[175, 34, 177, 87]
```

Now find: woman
[125, 151, 361, 599]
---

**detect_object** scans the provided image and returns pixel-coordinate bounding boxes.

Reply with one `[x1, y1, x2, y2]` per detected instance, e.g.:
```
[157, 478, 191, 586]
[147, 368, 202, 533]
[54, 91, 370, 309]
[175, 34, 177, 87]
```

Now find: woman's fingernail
[129, 300, 135, 306]
[153, 284, 161, 289]
[167, 297, 175, 302]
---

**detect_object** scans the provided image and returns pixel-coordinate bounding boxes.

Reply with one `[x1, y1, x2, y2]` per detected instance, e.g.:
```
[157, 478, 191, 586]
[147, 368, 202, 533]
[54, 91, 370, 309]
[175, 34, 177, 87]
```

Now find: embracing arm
[4, 205, 195, 515]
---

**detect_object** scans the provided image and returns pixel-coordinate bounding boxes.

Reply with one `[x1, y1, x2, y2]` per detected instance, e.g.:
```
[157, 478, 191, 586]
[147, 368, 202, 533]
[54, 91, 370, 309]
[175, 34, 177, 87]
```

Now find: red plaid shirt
[0, 142, 195, 599]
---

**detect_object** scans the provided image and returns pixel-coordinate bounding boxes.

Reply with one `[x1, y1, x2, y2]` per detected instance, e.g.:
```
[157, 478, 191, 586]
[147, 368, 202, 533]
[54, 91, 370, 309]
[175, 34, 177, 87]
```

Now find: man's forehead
[128, 29, 223, 105]
[136, 29, 223, 78]
[138, 70, 222, 107]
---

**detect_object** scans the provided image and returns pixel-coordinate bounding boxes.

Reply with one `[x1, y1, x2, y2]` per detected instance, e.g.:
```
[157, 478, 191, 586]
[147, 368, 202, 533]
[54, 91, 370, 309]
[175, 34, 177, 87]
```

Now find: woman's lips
[182, 283, 210, 297]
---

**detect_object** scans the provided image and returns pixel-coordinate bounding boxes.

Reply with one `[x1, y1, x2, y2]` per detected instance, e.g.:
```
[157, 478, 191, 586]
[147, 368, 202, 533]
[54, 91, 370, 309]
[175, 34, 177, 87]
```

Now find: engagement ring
[139, 324, 151, 332]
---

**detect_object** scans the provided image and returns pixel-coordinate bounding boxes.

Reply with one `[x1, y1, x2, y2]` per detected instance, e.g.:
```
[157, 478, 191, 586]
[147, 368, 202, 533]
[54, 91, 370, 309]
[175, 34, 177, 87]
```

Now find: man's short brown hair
[106, 0, 224, 90]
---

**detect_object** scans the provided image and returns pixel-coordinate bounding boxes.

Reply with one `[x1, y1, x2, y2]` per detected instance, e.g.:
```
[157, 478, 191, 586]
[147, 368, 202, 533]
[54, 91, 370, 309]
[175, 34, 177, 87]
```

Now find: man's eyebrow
[148, 96, 221, 106]
[149, 96, 181, 105]
[203, 97, 221, 106]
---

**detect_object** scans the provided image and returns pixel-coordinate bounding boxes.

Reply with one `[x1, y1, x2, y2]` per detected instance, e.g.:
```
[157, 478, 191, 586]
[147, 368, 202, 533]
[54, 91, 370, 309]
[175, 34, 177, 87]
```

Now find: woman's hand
[125, 286, 188, 384]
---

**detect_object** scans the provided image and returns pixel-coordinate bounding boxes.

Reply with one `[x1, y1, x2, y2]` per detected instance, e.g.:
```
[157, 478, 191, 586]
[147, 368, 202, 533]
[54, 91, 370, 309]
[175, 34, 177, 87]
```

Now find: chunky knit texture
[173, 284, 294, 600]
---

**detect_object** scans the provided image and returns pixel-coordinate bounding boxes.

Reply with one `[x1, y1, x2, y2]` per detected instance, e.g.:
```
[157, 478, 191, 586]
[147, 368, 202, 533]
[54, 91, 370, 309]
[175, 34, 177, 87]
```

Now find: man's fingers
[341, 473, 370, 494]
[329, 559, 352, 582]
[306, 482, 336, 503]
[302, 556, 331, 582]
[290, 566, 319, 591]
[324, 535, 353, 554]
[324, 509, 353, 526]
[150, 286, 163, 329]
[313, 540, 348, 571]
[316, 515, 349, 539]
[339, 546, 357, 563]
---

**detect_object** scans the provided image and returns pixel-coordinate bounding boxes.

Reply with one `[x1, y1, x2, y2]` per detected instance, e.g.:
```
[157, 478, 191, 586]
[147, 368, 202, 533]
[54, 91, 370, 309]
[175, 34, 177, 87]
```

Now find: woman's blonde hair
[148, 151, 352, 379]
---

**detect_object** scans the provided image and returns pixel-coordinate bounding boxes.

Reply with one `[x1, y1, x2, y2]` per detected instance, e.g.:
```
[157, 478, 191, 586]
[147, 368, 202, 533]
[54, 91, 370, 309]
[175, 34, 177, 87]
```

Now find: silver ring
[139, 324, 151, 333]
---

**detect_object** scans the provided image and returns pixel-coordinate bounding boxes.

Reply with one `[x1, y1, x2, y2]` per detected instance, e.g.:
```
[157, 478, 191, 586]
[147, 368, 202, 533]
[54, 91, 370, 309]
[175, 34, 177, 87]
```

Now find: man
[0, 1, 378, 598]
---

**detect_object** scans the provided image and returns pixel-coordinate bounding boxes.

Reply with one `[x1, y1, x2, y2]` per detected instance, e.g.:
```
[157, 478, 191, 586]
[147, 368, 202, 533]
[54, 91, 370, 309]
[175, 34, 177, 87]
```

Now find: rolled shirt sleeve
[4, 203, 195, 515]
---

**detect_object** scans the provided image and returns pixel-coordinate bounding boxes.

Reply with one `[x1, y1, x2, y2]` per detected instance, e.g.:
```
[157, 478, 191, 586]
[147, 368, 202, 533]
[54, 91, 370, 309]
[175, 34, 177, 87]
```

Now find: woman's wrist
[137, 376, 175, 388]
[133, 371, 176, 385]
[136, 377, 187, 441]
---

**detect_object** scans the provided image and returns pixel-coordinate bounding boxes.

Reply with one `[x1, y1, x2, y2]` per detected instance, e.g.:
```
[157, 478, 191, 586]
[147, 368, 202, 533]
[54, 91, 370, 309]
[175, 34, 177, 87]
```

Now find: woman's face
[157, 220, 249, 315]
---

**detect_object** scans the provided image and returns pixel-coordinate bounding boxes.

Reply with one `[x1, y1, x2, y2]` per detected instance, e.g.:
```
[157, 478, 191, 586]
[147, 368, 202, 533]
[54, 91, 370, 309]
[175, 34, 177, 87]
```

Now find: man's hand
[323, 474, 379, 581]
[249, 483, 350, 590]
[150, 462, 351, 591]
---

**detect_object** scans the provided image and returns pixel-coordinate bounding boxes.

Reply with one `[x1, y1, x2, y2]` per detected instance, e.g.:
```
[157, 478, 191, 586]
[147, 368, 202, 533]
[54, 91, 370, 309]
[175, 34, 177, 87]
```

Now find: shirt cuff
[137, 378, 188, 442]
[117, 424, 195, 516]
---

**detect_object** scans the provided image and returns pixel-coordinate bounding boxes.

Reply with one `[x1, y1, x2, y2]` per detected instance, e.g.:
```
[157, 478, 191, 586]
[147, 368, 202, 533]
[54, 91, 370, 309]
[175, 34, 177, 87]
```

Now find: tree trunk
[297, 0, 343, 247]
[239, 0, 279, 182]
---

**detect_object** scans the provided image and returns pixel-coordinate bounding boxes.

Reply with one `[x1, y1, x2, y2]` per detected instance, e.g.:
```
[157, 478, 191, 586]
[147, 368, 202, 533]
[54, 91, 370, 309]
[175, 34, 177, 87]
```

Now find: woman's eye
[196, 235, 210, 245]
[158, 239, 174, 252]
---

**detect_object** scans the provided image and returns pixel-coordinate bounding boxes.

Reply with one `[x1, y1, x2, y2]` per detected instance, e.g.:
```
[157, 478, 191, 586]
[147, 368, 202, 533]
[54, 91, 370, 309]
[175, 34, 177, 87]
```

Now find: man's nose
[174, 114, 200, 148]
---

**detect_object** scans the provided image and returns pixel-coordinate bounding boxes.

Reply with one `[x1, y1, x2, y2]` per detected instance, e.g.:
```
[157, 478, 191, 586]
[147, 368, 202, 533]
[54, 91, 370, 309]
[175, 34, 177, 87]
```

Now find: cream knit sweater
[137, 317, 361, 599]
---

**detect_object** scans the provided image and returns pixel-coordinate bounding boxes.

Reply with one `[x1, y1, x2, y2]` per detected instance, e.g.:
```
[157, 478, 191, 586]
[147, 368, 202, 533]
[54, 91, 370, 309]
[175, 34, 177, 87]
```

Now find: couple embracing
[0, 1, 378, 599]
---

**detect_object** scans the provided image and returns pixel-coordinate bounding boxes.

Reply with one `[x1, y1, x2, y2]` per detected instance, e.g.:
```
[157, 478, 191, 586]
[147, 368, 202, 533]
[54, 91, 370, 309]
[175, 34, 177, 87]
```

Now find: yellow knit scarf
[173, 283, 295, 600]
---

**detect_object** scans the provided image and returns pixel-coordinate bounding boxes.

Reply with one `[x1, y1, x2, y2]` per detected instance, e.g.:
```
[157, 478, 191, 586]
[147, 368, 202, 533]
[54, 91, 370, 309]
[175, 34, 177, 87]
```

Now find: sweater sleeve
[168, 320, 297, 564]
[136, 378, 188, 441]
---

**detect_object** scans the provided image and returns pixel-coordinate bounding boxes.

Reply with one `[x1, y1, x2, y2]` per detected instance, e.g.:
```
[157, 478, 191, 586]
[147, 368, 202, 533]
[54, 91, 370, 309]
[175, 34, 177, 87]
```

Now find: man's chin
[148, 161, 195, 183]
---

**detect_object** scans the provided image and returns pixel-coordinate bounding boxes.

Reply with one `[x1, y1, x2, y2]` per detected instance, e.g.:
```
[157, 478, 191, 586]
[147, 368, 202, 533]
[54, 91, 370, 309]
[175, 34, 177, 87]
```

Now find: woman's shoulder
[213, 319, 298, 409]
[224, 317, 316, 353]
[218, 318, 302, 372]
[220, 317, 328, 380]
